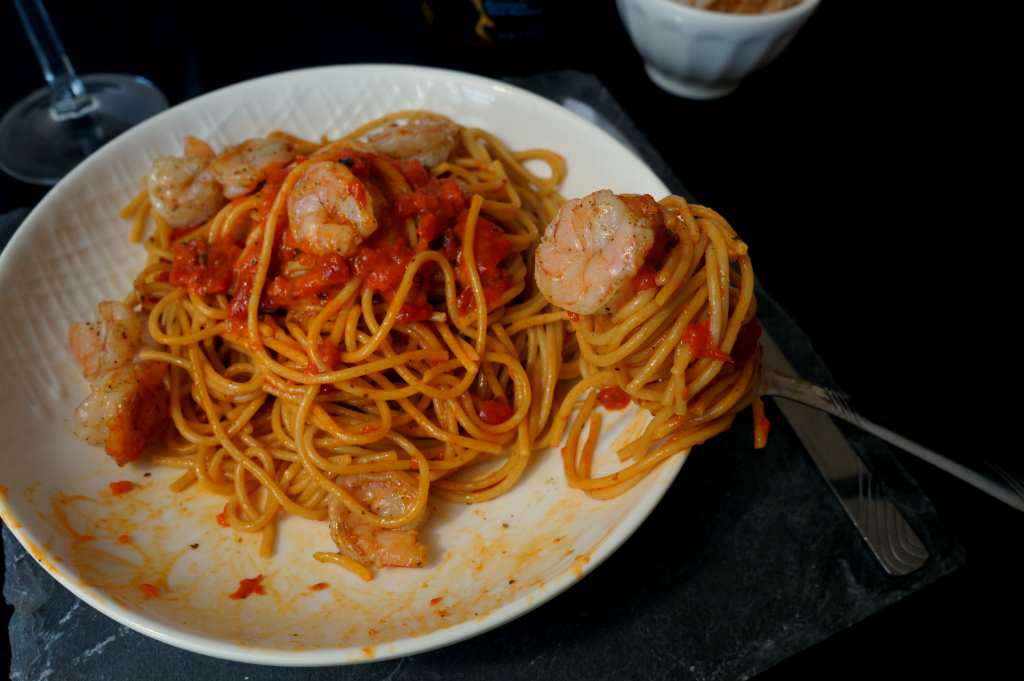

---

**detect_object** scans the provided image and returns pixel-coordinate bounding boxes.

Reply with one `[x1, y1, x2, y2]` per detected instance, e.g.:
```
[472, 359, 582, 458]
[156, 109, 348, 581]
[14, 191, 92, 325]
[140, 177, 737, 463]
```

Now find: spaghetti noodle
[69, 111, 765, 579]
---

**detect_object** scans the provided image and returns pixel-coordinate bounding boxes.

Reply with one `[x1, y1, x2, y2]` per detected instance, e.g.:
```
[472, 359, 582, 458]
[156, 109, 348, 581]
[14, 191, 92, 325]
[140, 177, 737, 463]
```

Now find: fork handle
[761, 366, 1024, 513]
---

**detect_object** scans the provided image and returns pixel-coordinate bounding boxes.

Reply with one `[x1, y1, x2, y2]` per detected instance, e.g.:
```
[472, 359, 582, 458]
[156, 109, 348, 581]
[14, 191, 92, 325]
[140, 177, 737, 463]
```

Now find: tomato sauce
[730, 318, 762, 366]
[351, 237, 434, 323]
[682, 318, 732, 361]
[620, 193, 663, 222]
[229, 574, 265, 599]
[615, 197, 679, 304]
[597, 386, 631, 410]
[305, 345, 339, 377]
[632, 264, 657, 292]
[478, 396, 513, 424]
[390, 158, 432, 189]
[170, 238, 242, 296]
[353, 238, 416, 292]
[138, 583, 159, 598]
[227, 242, 262, 333]
[108, 481, 133, 495]
[443, 213, 511, 313]
[256, 167, 290, 223]
[393, 177, 469, 248]
[180, 152, 517, 334]
[216, 503, 230, 528]
[266, 252, 352, 308]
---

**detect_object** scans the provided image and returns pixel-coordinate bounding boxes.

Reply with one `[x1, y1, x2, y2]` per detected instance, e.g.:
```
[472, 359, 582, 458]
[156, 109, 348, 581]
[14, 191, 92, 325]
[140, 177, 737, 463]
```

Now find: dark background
[0, 0, 1015, 678]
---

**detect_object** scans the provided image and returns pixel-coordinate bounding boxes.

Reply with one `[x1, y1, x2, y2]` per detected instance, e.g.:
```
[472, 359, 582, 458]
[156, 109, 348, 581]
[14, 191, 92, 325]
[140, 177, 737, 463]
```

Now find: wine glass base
[0, 73, 168, 186]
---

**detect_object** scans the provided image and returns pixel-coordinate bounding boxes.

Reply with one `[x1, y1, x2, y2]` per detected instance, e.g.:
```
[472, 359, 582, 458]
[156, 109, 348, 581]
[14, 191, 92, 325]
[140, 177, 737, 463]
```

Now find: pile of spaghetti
[537, 192, 769, 502]
[71, 111, 765, 579]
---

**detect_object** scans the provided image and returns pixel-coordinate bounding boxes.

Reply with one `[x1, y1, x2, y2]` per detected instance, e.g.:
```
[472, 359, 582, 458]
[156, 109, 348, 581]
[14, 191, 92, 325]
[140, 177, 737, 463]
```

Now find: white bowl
[615, 0, 822, 99]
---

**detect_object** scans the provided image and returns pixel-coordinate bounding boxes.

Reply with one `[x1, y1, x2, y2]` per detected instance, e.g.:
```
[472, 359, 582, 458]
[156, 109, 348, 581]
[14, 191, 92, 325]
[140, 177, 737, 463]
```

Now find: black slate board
[2, 71, 964, 681]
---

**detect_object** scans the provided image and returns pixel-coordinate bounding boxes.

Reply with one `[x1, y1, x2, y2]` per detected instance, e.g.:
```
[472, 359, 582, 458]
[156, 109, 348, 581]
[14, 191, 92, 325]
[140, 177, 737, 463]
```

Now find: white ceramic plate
[0, 64, 679, 666]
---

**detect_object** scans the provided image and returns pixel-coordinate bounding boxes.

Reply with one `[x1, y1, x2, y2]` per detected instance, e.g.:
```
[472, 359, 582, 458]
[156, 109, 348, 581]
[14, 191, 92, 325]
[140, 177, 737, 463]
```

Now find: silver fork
[759, 364, 1024, 513]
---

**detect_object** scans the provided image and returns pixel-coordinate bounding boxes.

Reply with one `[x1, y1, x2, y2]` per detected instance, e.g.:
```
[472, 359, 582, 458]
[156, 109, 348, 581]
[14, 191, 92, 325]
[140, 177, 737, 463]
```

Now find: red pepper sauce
[392, 177, 469, 248]
[632, 264, 657, 292]
[682, 318, 732, 361]
[346, 175, 469, 322]
[353, 238, 417, 293]
[225, 166, 296, 333]
[478, 396, 513, 424]
[351, 237, 434, 323]
[216, 503, 230, 528]
[729, 318, 762, 366]
[620, 194, 662, 222]
[616, 196, 678, 302]
[170, 238, 242, 296]
[227, 242, 263, 334]
[138, 583, 159, 598]
[390, 158, 432, 190]
[215, 154, 519, 332]
[266, 252, 353, 309]
[118, 534, 130, 544]
[229, 574, 265, 599]
[443, 213, 511, 313]
[256, 167, 291, 223]
[109, 481, 133, 495]
[597, 386, 631, 410]
[310, 582, 329, 591]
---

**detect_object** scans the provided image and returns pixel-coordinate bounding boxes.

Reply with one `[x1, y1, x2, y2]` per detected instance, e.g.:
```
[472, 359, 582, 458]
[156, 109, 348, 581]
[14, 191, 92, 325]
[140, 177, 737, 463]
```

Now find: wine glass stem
[12, 0, 94, 119]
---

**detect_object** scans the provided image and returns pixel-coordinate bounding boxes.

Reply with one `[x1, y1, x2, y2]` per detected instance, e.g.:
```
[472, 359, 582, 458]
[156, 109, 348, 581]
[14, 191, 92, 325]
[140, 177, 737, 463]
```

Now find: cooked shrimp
[69, 301, 168, 466]
[73, 362, 168, 466]
[68, 301, 158, 380]
[287, 160, 379, 256]
[367, 121, 456, 169]
[534, 189, 658, 315]
[328, 472, 431, 569]
[209, 138, 295, 199]
[147, 136, 226, 228]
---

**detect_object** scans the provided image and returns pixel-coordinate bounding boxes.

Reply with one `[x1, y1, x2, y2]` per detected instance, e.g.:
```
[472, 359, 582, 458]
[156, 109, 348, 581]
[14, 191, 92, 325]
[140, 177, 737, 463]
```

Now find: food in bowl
[674, 0, 802, 13]
[616, 0, 822, 99]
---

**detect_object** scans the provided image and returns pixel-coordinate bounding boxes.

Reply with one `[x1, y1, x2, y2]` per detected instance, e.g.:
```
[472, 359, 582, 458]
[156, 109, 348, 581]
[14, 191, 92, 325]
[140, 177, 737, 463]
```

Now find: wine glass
[0, 0, 169, 185]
